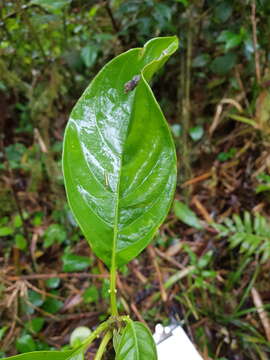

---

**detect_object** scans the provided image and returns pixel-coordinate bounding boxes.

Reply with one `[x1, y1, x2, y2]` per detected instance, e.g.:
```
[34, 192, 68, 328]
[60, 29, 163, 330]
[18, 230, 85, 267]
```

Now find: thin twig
[148, 245, 167, 302]
[182, 172, 212, 187]
[251, 287, 270, 342]
[45, 311, 101, 323]
[191, 196, 213, 224]
[130, 302, 147, 325]
[104, 0, 119, 32]
[155, 247, 185, 270]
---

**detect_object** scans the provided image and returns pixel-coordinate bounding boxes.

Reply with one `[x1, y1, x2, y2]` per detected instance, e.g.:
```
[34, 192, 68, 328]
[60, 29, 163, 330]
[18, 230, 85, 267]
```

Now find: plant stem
[69, 320, 111, 359]
[110, 260, 118, 316]
[94, 331, 112, 360]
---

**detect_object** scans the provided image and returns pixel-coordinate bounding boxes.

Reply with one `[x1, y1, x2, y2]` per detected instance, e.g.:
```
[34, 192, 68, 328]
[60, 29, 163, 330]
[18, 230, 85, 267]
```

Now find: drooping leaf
[16, 334, 36, 353]
[214, 2, 232, 23]
[45, 277, 61, 289]
[70, 326, 92, 348]
[0, 351, 79, 360]
[63, 37, 178, 268]
[25, 317, 45, 333]
[62, 253, 92, 272]
[83, 285, 99, 303]
[15, 234, 27, 250]
[43, 224, 66, 248]
[81, 44, 98, 68]
[174, 200, 203, 230]
[192, 53, 210, 68]
[210, 53, 237, 75]
[188, 125, 204, 141]
[0, 226, 14, 237]
[115, 321, 157, 360]
[42, 297, 63, 314]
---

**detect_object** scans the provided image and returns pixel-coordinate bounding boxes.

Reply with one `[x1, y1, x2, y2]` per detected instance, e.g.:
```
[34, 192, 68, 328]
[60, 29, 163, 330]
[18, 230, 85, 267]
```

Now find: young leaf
[63, 36, 178, 268]
[115, 321, 157, 360]
[62, 253, 91, 272]
[0, 351, 76, 360]
[173, 200, 203, 230]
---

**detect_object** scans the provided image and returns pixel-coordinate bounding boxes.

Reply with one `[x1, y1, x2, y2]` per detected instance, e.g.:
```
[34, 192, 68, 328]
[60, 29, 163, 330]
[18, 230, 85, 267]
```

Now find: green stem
[110, 259, 118, 316]
[68, 316, 130, 359]
[94, 331, 112, 360]
[68, 320, 111, 359]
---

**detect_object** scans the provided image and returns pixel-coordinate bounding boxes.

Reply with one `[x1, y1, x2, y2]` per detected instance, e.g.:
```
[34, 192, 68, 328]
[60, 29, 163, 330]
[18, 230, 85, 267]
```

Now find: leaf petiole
[109, 262, 118, 316]
[67, 320, 111, 359]
[94, 331, 113, 360]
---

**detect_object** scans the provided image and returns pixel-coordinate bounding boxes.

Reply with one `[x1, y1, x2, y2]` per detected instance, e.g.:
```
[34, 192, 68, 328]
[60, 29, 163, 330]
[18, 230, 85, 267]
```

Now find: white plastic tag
[154, 324, 203, 360]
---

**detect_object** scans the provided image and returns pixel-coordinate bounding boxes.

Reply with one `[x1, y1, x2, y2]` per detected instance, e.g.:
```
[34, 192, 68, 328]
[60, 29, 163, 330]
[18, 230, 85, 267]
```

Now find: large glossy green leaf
[115, 321, 157, 360]
[63, 36, 178, 267]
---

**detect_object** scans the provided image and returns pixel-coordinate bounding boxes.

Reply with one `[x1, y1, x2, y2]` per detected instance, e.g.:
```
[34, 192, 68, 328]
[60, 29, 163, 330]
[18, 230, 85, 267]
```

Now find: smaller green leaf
[224, 217, 236, 232]
[15, 234, 27, 250]
[174, 200, 203, 230]
[189, 125, 204, 141]
[175, 0, 189, 6]
[257, 215, 267, 236]
[210, 53, 237, 75]
[229, 233, 246, 248]
[62, 253, 91, 272]
[217, 31, 243, 51]
[83, 286, 99, 304]
[225, 34, 242, 51]
[171, 124, 182, 137]
[113, 330, 121, 353]
[260, 242, 270, 263]
[70, 326, 91, 348]
[16, 334, 36, 353]
[45, 277, 61, 289]
[44, 224, 66, 248]
[81, 44, 98, 68]
[28, 290, 44, 308]
[116, 321, 157, 360]
[256, 184, 270, 193]
[0, 351, 76, 360]
[32, 212, 44, 226]
[254, 214, 261, 234]
[197, 250, 213, 269]
[42, 297, 63, 314]
[214, 3, 232, 22]
[243, 211, 252, 233]
[243, 234, 260, 255]
[213, 223, 229, 237]
[13, 215, 23, 228]
[0, 326, 8, 341]
[233, 214, 245, 233]
[25, 317, 45, 333]
[217, 148, 237, 162]
[0, 226, 14, 237]
[192, 54, 210, 68]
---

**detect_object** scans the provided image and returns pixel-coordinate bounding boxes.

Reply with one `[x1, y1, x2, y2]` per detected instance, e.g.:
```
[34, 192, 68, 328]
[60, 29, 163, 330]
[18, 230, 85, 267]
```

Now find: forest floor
[1, 98, 270, 360]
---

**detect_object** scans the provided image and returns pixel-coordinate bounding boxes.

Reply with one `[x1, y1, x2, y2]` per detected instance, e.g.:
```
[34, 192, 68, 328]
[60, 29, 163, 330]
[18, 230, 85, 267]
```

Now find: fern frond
[214, 212, 270, 262]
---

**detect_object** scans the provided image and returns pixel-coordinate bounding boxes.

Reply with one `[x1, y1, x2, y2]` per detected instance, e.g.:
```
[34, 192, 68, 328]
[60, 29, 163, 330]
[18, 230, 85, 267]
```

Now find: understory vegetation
[1, 1, 270, 359]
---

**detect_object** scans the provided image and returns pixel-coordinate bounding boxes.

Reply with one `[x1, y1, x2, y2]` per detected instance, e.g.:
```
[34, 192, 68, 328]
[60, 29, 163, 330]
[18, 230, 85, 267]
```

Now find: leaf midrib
[111, 58, 137, 268]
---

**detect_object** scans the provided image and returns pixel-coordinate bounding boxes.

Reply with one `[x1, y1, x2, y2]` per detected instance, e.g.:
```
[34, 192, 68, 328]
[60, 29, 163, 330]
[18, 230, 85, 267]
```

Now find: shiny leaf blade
[63, 36, 178, 267]
[115, 321, 157, 360]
